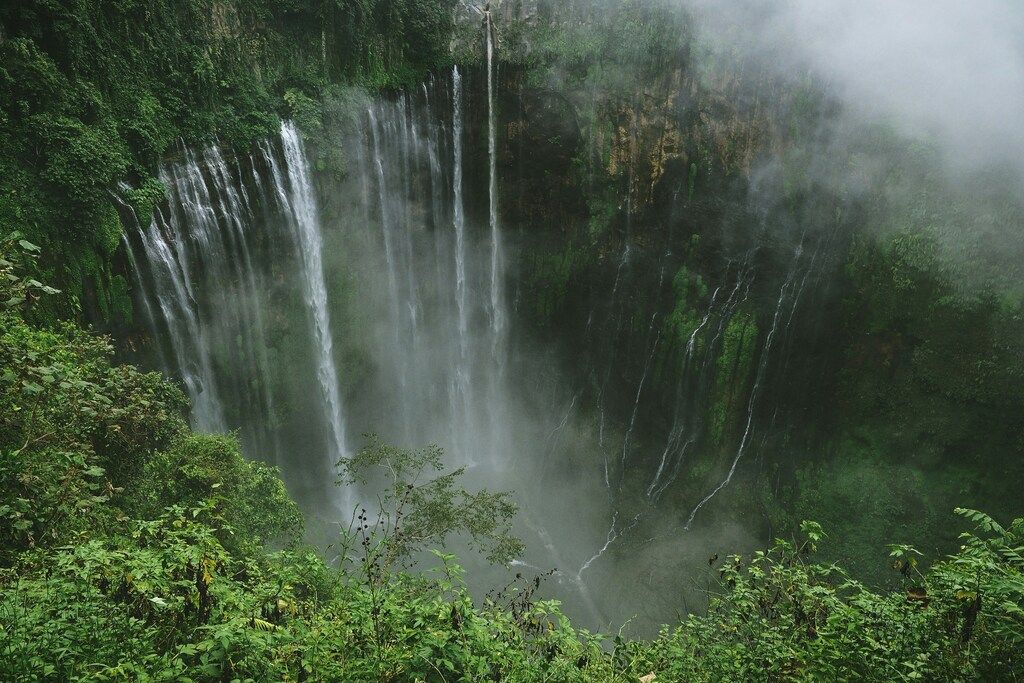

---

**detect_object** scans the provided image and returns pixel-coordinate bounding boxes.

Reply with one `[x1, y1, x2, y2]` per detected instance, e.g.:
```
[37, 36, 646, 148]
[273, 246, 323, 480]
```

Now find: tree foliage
[0, 0, 456, 314]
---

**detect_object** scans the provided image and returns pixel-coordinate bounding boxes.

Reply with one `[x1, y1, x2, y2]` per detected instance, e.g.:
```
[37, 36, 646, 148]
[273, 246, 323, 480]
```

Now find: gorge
[3, 0, 1024, 679]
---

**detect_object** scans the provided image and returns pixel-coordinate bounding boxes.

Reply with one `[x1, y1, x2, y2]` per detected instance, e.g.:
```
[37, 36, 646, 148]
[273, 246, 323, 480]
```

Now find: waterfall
[485, 11, 505, 353]
[683, 249, 804, 529]
[113, 191, 170, 374]
[350, 70, 514, 466]
[205, 145, 278, 453]
[125, 124, 350, 509]
[483, 11, 513, 467]
[645, 284, 722, 498]
[277, 122, 349, 489]
[367, 107, 411, 437]
[120, 38, 517, 508]
[619, 312, 662, 480]
[124, 154, 228, 433]
[451, 66, 473, 450]
[646, 265, 754, 502]
[113, 63, 842, 629]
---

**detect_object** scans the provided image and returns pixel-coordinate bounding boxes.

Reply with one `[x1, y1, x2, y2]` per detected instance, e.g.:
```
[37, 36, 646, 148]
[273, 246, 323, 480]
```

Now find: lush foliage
[633, 515, 1024, 681]
[338, 438, 525, 567]
[2, 3, 1024, 680]
[798, 182, 1024, 579]
[1, 244, 1022, 680]
[0, 0, 455, 314]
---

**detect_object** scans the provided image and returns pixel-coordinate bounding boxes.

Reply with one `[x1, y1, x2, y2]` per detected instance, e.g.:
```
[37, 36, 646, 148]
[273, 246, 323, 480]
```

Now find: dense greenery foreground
[1, 236, 1022, 680]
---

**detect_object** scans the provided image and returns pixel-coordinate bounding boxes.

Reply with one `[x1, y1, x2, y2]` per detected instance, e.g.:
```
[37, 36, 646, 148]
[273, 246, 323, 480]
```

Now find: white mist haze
[686, 0, 1024, 177]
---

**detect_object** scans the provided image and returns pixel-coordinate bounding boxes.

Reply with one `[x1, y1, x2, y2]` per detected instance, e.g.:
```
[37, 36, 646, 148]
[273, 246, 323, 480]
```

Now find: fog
[686, 0, 1024, 177]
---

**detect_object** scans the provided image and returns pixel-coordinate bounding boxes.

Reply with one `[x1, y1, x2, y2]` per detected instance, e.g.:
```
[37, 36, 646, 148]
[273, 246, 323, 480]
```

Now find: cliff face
[0, 0, 456, 318]
[468, 1, 1024, 586]
[492, 3, 828, 449]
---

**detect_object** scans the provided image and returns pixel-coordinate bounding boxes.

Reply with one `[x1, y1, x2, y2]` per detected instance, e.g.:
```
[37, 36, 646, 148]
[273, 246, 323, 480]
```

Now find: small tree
[336, 437, 524, 575]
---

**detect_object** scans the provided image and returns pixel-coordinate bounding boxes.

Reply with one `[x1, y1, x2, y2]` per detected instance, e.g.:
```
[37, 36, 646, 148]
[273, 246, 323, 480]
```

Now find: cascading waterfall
[124, 151, 231, 434]
[482, 10, 512, 468]
[113, 192, 170, 374]
[204, 145, 279, 453]
[563, 238, 821, 579]
[353, 66, 512, 467]
[367, 107, 413, 439]
[124, 123, 351, 509]
[646, 265, 753, 502]
[618, 312, 662, 482]
[645, 284, 722, 498]
[485, 9, 505, 356]
[451, 66, 474, 453]
[277, 122, 349, 488]
[576, 511, 642, 582]
[683, 247, 806, 529]
[115, 66, 512, 492]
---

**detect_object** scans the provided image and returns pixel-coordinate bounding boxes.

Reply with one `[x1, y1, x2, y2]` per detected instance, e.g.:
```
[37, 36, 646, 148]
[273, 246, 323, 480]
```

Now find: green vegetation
[2, 240, 1023, 680]
[665, 265, 708, 348]
[2, 2, 1024, 679]
[804, 195, 1024, 580]
[0, 0, 455, 314]
[707, 308, 758, 447]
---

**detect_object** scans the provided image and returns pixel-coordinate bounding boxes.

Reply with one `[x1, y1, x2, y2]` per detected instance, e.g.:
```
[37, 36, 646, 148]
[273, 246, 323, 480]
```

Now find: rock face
[498, 0, 539, 23]
[455, 0, 538, 25]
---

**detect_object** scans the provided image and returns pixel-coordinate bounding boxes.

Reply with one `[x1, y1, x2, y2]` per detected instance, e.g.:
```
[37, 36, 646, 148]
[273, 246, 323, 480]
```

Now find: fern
[251, 618, 277, 632]
[956, 507, 1006, 535]
[996, 545, 1024, 568]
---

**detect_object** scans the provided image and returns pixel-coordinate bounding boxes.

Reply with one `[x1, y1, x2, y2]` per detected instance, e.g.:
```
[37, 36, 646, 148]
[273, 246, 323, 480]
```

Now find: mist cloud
[686, 0, 1024, 176]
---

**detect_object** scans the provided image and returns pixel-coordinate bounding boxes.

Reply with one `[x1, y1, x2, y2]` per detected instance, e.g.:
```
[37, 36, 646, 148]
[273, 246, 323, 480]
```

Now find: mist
[686, 0, 1024, 177]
